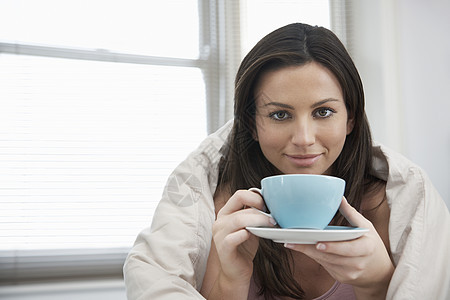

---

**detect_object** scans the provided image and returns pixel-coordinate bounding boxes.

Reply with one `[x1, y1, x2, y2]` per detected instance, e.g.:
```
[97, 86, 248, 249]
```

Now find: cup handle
[248, 187, 262, 195]
[248, 187, 273, 218]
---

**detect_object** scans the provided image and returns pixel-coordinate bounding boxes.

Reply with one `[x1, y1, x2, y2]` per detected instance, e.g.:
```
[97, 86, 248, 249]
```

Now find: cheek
[256, 122, 287, 154]
[257, 127, 283, 148]
[322, 123, 348, 150]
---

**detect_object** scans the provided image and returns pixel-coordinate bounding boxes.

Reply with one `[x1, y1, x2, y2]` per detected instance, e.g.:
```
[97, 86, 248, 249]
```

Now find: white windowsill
[0, 279, 126, 300]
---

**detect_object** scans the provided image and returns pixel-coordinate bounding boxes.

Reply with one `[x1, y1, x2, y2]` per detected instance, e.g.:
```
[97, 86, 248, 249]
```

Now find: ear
[346, 117, 355, 135]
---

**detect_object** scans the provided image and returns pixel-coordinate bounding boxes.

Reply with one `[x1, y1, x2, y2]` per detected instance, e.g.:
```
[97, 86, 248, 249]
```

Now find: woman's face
[254, 62, 353, 175]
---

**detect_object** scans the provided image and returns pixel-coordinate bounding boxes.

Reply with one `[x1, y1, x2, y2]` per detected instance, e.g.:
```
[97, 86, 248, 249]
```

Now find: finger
[285, 243, 315, 253]
[285, 243, 336, 266]
[220, 229, 252, 250]
[214, 209, 276, 241]
[229, 208, 277, 229]
[285, 243, 360, 267]
[218, 190, 265, 217]
[339, 197, 372, 228]
[314, 236, 373, 257]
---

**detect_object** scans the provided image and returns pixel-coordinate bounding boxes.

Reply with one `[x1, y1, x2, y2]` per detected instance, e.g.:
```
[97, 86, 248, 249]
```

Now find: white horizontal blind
[0, 54, 206, 251]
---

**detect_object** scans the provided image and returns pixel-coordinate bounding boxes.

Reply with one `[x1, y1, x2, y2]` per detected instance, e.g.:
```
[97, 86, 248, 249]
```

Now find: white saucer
[246, 226, 369, 244]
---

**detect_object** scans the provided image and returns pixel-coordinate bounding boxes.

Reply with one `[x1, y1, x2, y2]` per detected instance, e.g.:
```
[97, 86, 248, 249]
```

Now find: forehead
[254, 62, 343, 104]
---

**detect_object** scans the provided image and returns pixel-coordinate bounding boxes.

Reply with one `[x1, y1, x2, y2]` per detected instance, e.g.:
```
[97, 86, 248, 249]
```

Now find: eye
[314, 108, 335, 118]
[269, 111, 291, 121]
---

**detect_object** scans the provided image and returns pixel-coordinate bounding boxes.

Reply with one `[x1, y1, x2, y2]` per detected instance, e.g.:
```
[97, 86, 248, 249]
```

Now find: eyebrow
[311, 98, 340, 108]
[262, 98, 340, 109]
[262, 101, 294, 109]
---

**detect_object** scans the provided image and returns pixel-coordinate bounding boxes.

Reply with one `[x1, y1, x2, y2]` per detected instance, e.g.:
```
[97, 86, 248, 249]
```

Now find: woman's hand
[210, 190, 276, 297]
[284, 197, 394, 299]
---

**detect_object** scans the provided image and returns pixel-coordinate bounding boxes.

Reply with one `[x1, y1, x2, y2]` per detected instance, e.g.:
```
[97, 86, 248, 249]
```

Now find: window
[1, 0, 333, 283]
[0, 0, 210, 282]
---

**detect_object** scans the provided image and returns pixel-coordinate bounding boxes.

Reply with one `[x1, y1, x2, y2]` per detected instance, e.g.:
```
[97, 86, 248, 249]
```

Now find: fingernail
[284, 243, 294, 249]
[316, 243, 326, 251]
[269, 217, 277, 225]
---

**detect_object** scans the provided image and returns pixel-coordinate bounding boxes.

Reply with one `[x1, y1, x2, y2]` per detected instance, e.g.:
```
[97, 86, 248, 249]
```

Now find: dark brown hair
[217, 23, 378, 299]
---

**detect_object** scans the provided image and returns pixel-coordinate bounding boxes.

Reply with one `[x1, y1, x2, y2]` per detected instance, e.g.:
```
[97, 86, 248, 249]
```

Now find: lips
[285, 153, 322, 167]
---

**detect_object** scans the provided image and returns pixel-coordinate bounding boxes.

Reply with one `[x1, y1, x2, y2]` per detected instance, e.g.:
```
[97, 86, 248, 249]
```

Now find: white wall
[351, 0, 450, 208]
[398, 0, 450, 208]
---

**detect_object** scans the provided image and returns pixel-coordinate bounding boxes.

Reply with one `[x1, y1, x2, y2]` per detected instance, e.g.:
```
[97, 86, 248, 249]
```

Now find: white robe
[123, 120, 450, 299]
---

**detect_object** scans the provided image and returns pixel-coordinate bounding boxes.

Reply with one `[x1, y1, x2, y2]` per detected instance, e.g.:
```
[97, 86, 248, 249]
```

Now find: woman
[201, 23, 392, 299]
[123, 23, 450, 300]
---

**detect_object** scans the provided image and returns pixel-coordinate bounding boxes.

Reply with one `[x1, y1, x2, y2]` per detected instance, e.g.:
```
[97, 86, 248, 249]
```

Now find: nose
[290, 118, 315, 146]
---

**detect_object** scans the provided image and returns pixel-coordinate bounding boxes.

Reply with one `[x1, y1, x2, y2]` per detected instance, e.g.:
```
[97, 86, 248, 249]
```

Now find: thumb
[338, 197, 370, 228]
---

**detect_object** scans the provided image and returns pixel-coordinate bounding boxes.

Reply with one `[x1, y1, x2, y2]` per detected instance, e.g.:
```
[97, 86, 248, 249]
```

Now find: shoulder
[371, 143, 448, 260]
[370, 143, 435, 202]
[371, 143, 446, 217]
[371, 146, 450, 299]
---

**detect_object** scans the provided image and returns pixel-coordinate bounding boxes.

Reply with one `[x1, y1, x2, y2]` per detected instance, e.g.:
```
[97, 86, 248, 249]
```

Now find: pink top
[248, 277, 356, 300]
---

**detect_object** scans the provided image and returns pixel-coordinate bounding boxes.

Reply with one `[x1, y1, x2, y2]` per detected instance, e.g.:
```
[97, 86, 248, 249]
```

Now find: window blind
[0, 54, 207, 251]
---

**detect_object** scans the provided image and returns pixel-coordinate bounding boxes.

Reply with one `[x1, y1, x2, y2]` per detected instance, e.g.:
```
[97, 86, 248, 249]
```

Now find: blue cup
[251, 174, 345, 229]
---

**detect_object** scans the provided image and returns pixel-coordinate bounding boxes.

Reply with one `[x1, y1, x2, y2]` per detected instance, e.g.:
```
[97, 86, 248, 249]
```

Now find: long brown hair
[217, 23, 378, 299]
